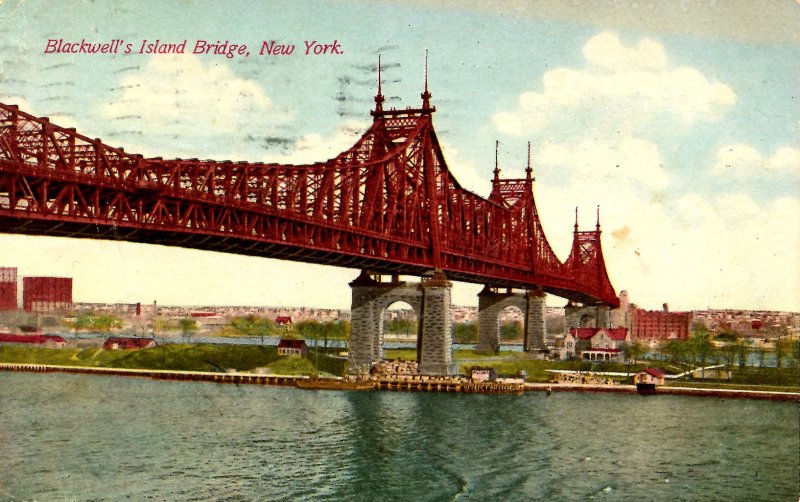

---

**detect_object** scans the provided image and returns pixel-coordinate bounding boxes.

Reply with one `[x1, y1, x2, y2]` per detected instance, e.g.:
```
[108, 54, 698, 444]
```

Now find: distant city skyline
[0, 1, 797, 311]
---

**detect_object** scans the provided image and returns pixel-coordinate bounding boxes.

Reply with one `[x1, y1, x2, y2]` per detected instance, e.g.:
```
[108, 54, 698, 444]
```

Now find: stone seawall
[524, 382, 799, 402]
[2, 363, 797, 401]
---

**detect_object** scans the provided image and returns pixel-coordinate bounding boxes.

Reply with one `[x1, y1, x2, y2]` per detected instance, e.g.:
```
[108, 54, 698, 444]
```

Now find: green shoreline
[1, 344, 797, 394]
[2, 362, 797, 402]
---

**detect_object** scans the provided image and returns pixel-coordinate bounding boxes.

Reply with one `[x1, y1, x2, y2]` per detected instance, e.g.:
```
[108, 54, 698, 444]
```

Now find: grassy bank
[2, 344, 796, 390]
[0, 344, 346, 376]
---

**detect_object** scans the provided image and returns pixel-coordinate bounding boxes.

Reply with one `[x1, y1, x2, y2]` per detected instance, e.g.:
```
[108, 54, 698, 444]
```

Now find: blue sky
[0, 0, 798, 311]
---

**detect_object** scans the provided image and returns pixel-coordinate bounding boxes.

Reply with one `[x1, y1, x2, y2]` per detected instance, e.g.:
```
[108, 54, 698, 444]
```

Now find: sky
[0, 0, 798, 312]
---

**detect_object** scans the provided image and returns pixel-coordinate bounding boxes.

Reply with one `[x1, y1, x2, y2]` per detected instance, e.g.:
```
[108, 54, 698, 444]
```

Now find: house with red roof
[103, 337, 157, 350]
[561, 327, 629, 362]
[0, 333, 67, 348]
[634, 368, 666, 393]
[277, 338, 307, 356]
[275, 316, 293, 332]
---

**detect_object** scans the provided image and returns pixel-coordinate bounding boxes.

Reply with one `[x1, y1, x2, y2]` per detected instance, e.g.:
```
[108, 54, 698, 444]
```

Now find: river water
[0, 372, 797, 501]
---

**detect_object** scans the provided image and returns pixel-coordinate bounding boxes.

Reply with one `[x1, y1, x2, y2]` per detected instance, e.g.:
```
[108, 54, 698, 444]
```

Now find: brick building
[22, 277, 73, 313]
[629, 303, 692, 342]
[0, 267, 17, 311]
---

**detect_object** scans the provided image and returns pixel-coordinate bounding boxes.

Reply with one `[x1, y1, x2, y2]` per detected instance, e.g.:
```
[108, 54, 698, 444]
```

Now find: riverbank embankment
[2, 362, 798, 401]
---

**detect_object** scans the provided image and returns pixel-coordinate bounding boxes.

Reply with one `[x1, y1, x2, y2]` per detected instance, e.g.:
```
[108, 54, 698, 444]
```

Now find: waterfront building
[563, 327, 629, 361]
[634, 368, 666, 393]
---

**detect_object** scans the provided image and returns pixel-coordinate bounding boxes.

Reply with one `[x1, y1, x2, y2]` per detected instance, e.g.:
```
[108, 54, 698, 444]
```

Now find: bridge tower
[348, 270, 454, 376]
[475, 142, 547, 355]
[476, 286, 547, 353]
[564, 207, 612, 331]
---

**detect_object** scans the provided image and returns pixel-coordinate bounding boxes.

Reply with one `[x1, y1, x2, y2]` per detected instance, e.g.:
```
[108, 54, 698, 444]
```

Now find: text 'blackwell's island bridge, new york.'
[0, 57, 620, 376]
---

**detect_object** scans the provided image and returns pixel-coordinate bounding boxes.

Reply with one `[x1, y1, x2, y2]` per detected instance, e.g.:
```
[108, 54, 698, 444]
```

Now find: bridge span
[0, 73, 620, 374]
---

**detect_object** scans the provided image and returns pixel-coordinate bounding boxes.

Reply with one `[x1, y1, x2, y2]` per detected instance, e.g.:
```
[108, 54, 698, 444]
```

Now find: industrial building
[22, 276, 73, 313]
[0, 267, 17, 311]
[629, 303, 692, 342]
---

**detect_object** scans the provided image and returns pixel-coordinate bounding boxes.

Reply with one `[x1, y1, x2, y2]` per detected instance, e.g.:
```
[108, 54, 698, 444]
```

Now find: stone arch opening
[381, 300, 420, 360]
[348, 271, 454, 376]
[498, 305, 525, 345]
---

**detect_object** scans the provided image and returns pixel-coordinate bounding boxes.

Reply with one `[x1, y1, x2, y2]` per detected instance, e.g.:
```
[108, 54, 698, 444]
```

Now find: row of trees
[293, 319, 351, 347]
[654, 333, 799, 370]
[64, 312, 123, 333]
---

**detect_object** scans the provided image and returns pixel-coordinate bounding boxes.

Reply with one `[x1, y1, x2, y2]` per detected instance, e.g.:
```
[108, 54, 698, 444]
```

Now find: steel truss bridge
[0, 80, 619, 307]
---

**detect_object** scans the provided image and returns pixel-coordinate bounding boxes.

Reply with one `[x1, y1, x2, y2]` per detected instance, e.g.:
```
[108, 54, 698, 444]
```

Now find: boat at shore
[295, 376, 374, 391]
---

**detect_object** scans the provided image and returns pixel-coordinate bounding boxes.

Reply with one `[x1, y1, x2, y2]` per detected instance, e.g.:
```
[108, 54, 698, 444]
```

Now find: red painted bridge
[0, 82, 618, 307]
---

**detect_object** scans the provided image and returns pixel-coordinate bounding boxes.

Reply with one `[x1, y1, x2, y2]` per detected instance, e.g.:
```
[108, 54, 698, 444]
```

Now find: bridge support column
[347, 272, 382, 376]
[347, 270, 454, 377]
[476, 287, 547, 355]
[417, 271, 454, 376]
[523, 289, 547, 353]
[565, 303, 611, 331]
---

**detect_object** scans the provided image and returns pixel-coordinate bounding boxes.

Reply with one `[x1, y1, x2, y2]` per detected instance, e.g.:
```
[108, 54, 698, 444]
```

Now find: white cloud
[534, 176, 800, 311]
[263, 119, 367, 165]
[712, 144, 800, 177]
[0, 95, 34, 114]
[537, 136, 669, 190]
[492, 32, 736, 135]
[582, 32, 667, 71]
[485, 31, 800, 310]
[100, 54, 291, 158]
[438, 140, 491, 196]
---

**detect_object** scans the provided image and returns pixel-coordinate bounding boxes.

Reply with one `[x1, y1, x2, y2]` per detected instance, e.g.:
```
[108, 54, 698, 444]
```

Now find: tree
[790, 338, 800, 369]
[323, 320, 350, 343]
[453, 322, 478, 344]
[687, 333, 716, 378]
[756, 345, 768, 369]
[65, 312, 123, 334]
[719, 341, 738, 369]
[230, 315, 277, 342]
[620, 341, 646, 377]
[500, 321, 522, 341]
[623, 341, 646, 363]
[153, 317, 178, 335]
[296, 320, 322, 346]
[691, 321, 709, 337]
[385, 318, 417, 335]
[660, 339, 687, 366]
[65, 312, 92, 334]
[734, 338, 752, 369]
[773, 338, 795, 369]
[178, 318, 198, 343]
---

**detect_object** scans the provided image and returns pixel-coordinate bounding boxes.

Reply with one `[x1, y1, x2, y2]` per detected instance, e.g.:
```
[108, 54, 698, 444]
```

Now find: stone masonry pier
[564, 302, 611, 330]
[476, 287, 547, 353]
[348, 270, 454, 376]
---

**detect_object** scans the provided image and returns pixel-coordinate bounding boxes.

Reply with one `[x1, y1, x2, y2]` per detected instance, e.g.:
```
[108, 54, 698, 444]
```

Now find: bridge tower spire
[596, 205, 601, 232]
[526, 141, 533, 183]
[374, 54, 384, 113]
[574, 206, 579, 233]
[421, 49, 432, 110]
[493, 140, 500, 181]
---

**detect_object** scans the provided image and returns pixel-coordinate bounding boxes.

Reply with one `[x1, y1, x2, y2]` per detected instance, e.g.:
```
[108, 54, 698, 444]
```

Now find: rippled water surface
[1, 372, 797, 501]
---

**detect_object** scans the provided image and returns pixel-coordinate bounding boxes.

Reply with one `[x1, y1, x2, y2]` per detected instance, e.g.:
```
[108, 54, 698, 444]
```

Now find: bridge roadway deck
[0, 215, 603, 304]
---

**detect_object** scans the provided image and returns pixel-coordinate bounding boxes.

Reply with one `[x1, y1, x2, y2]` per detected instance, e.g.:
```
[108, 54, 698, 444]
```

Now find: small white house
[634, 368, 666, 393]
